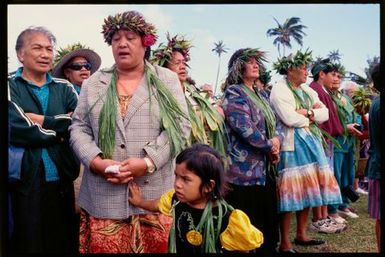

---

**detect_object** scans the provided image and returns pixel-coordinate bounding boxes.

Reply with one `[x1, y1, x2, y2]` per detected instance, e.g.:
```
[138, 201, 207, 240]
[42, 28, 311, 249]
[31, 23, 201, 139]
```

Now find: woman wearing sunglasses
[52, 43, 102, 251]
[52, 43, 101, 94]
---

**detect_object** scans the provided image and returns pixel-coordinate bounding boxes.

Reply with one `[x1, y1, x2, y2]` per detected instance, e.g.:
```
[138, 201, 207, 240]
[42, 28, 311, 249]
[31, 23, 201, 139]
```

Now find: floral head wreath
[150, 32, 193, 67]
[332, 63, 346, 77]
[259, 66, 272, 85]
[310, 58, 336, 77]
[102, 11, 157, 46]
[53, 42, 90, 67]
[52, 42, 101, 79]
[227, 48, 267, 85]
[273, 48, 313, 75]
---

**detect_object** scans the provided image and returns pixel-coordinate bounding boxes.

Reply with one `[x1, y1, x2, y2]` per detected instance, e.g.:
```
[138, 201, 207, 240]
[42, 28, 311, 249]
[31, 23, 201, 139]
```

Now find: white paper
[104, 164, 121, 174]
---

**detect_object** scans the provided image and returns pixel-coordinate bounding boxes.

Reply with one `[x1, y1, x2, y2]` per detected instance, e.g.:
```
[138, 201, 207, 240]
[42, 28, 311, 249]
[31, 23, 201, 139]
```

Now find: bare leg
[279, 212, 293, 250]
[296, 208, 311, 241]
[321, 205, 328, 219]
[354, 178, 359, 190]
[312, 206, 322, 221]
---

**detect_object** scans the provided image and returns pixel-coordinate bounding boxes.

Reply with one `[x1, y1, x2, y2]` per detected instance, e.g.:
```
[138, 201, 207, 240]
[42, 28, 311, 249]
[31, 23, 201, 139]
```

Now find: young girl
[128, 144, 263, 253]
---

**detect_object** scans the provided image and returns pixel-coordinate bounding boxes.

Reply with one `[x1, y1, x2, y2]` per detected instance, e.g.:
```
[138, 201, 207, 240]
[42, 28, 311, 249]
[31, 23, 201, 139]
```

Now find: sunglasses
[67, 62, 92, 71]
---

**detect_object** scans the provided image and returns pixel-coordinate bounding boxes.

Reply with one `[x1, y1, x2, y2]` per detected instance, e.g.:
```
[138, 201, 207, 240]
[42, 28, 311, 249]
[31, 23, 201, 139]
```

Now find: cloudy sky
[7, 4, 380, 93]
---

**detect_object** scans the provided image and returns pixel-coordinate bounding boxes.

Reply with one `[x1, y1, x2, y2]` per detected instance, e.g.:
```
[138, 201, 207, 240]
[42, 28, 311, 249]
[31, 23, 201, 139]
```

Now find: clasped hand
[90, 156, 147, 184]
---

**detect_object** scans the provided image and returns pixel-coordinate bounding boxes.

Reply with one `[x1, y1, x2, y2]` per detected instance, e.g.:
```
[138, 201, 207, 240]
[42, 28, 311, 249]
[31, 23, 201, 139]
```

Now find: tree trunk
[214, 55, 221, 96]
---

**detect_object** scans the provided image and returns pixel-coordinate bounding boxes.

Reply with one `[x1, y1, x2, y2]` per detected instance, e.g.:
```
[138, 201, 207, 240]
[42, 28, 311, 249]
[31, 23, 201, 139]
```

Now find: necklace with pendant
[186, 201, 212, 246]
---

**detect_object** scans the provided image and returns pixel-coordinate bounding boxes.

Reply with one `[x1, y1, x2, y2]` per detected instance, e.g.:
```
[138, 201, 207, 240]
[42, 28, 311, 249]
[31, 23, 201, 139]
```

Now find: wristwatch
[143, 157, 156, 174]
[307, 109, 314, 118]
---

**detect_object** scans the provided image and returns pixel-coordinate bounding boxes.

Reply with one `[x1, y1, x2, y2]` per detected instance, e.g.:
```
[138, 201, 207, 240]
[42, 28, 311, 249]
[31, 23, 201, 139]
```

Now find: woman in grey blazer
[69, 10, 190, 253]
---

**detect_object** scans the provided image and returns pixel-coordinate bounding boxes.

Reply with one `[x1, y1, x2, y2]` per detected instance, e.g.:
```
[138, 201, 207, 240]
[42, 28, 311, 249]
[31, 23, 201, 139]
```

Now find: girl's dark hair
[175, 144, 228, 201]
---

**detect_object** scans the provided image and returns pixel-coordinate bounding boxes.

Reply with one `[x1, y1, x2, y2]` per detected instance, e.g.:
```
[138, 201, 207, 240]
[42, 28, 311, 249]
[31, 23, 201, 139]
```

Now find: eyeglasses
[67, 62, 92, 71]
[168, 60, 188, 67]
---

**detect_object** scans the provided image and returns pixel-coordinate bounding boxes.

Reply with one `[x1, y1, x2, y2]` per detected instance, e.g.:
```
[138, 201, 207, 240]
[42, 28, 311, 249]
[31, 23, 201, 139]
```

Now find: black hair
[223, 48, 249, 90]
[144, 47, 151, 61]
[278, 68, 288, 75]
[312, 58, 337, 81]
[313, 66, 337, 81]
[370, 63, 380, 92]
[175, 144, 228, 201]
[186, 76, 196, 86]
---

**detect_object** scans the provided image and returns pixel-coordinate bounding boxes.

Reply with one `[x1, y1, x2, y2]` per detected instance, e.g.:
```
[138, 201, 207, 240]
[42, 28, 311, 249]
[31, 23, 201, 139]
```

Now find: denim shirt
[222, 84, 284, 186]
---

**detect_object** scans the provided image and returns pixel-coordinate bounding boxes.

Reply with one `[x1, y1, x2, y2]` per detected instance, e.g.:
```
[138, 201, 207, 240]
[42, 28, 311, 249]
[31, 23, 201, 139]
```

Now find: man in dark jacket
[8, 26, 79, 254]
[366, 64, 381, 252]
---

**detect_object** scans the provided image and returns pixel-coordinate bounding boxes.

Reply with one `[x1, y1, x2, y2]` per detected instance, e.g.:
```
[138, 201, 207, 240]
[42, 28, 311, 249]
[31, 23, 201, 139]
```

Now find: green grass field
[288, 194, 377, 253]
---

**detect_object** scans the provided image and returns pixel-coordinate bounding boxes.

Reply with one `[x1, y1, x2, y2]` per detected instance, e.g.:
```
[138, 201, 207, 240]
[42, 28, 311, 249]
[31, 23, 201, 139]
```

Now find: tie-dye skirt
[277, 128, 342, 212]
[79, 210, 172, 253]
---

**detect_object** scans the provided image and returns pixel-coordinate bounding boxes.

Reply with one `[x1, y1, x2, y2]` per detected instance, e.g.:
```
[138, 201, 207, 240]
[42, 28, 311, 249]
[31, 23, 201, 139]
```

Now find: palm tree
[346, 71, 367, 86]
[311, 55, 323, 67]
[266, 17, 307, 57]
[364, 56, 380, 82]
[212, 40, 229, 95]
[346, 60, 379, 96]
[346, 55, 380, 88]
[328, 49, 342, 63]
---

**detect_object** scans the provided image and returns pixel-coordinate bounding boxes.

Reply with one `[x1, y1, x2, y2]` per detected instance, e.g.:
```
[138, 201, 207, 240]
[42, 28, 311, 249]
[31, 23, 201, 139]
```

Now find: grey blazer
[69, 63, 190, 219]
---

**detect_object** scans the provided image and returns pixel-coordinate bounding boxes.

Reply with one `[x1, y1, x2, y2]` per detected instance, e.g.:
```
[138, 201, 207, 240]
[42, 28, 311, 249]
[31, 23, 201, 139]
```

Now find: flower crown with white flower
[102, 11, 157, 46]
[273, 48, 313, 75]
[150, 32, 193, 67]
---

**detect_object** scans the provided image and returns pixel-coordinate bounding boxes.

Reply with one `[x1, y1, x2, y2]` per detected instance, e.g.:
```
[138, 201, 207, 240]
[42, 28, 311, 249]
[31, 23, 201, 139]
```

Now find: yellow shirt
[158, 189, 264, 251]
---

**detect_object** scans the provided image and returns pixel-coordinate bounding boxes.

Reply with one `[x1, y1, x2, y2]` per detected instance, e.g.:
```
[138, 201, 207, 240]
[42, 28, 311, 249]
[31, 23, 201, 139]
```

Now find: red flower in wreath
[142, 34, 156, 47]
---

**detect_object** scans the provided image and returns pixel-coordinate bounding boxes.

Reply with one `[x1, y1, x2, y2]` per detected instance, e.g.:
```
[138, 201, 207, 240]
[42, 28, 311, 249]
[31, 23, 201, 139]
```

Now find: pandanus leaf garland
[95, 64, 189, 159]
[146, 65, 190, 156]
[185, 83, 227, 159]
[98, 71, 119, 159]
[286, 80, 342, 149]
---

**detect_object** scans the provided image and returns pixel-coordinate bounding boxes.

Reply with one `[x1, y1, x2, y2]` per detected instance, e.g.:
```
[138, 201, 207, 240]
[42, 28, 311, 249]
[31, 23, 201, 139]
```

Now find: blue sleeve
[223, 86, 272, 152]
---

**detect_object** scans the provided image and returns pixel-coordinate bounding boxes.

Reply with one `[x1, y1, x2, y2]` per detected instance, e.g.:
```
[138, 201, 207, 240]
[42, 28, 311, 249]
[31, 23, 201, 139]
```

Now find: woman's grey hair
[15, 26, 56, 52]
[342, 81, 359, 96]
